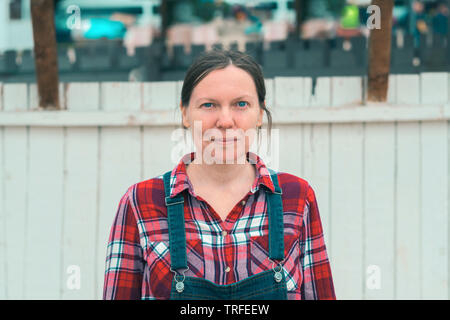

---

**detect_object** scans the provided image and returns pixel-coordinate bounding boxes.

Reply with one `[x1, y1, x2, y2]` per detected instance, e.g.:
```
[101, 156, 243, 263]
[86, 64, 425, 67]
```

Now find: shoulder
[271, 170, 311, 198]
[269, 169, 317, 212]
[122, 173, 167, 215]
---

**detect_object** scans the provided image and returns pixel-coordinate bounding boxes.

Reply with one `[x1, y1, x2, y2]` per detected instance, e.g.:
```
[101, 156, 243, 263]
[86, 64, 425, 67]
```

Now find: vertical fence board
[420, 73, 448, 105]
[421, 121, 448, 299]
[274, 77, 308, 108]
[26, 127, 64, 299]
[364, 123, 395, 299]
[62, 127, 98, 299]
[66, 83, 100, 111]
[0, 83, 3, 110]
[264, 78, 274, 110]
[302, 124, 332, 257]
[331, 77, 362, 107]
[396, 122, 421, 299]
[310, 77, 331, 107]
[143, 126, 179, 180]
[0, 126, 5, 299]
[387, 75, 397, 104]
[62, 83, 101, 299]
[276, 124, 302, 178]
[396, 74, 420, 105]
[330, 123, 364, 299]
[101, 82, 142, 111]
[3, 128, 28, 299]
[142, 81, 178, 110]
[4, 84, 27, 111]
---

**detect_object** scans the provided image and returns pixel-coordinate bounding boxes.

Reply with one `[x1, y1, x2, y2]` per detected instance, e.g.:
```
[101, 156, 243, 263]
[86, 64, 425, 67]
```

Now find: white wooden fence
[0, 73, 449, 299]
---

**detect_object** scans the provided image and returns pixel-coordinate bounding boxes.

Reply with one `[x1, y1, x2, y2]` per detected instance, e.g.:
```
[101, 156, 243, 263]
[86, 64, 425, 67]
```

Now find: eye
[201, 102, 214, 108]
[236, 101, 249, 108]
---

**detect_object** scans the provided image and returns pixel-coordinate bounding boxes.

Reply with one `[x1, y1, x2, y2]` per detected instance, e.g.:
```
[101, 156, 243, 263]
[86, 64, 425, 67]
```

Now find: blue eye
[237, 101, 248, 107]
[202, 103, 214, 108]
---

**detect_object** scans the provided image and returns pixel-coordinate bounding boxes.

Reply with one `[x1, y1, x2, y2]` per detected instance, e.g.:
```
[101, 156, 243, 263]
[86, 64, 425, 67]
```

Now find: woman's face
[181, 65, 264, 164]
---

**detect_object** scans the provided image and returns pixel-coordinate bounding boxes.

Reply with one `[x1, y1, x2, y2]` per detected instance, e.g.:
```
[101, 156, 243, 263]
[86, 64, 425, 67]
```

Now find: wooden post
[294, 0, 305, 39]
[160, 0, 169, 40]
[30, 0, 60, 109]
[367, 0, 394, 102]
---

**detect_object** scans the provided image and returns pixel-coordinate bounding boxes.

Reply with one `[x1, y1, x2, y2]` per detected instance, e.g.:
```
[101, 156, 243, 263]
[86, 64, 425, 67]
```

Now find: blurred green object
[340, 5, 360, 29]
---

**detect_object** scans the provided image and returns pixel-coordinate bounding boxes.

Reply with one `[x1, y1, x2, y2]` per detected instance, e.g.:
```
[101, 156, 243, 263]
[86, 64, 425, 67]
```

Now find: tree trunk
[30, 0, 60, 109]
[367, 0, 394, 102]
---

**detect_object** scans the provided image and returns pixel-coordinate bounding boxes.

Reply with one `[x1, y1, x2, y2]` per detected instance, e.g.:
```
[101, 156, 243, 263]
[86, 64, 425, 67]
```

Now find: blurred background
[0, 0, 448, 83]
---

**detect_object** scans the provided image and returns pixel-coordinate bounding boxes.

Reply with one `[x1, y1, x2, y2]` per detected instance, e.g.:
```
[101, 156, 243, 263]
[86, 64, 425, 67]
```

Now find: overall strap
[163, 171, 188, 271]
[267, 168, 284, 261]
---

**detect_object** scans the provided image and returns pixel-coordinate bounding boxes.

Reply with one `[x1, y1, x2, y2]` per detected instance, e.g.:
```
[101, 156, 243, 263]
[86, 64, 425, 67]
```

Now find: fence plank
[142, 81, 178, 110]
[62, 128, 98, 299]
[0, 83, 3, 110]
[274, 77, 308, 108]
[396, 122, 421, 299]
[3, 83, 27, 111]
[66, 82, 100, 111]
[330, 123, 364, 299]
[265, 78, 274, 109]
[26, 128, 64, 298]
[387, 74, 397, 104]
[420, 72, 448, 105]
[101, 82, 142, 111]
[3, 128, 28, 299]
[421, 121, 448, 299]
[396, 74, 420, 104]
[364, 122, 395, 299]
[276, 124, 302, 177]
[331, 77, 362, 107]
[62, 82, 101, 299]
[310, 77, 331, 107]
[0, 127, 5, 299]
[143, 126, 179, 180]
[302, 124, 332, 257]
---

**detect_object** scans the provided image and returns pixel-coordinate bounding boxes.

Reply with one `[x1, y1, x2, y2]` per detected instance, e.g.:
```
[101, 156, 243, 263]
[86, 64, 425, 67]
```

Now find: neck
[187, 153, 256, 189]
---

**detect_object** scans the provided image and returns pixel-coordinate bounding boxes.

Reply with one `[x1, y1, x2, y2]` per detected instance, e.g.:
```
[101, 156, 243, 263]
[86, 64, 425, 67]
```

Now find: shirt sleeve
[299, 184, 336, 300]
[103, 188, 144, 300]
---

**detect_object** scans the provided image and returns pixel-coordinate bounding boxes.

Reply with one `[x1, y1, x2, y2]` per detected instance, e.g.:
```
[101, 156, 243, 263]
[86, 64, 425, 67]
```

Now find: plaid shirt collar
[169, 151, 275, 198]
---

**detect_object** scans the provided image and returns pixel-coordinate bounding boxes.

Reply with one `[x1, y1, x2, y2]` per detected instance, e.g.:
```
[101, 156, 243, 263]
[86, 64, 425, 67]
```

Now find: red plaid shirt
[103, 152, 335, 300]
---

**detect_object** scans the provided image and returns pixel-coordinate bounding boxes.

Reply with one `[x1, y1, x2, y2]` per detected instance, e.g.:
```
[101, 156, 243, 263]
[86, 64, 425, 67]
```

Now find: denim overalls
[163, 168, 287, 300]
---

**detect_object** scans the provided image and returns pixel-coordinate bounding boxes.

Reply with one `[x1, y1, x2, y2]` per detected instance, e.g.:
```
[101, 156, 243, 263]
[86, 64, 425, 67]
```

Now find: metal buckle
[269, 259, 284, 283]
[170, 267, 189, 293]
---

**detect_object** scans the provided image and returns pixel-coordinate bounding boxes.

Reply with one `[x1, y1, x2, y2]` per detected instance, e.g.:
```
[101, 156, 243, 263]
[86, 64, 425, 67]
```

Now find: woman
[103, 49, 335, 300]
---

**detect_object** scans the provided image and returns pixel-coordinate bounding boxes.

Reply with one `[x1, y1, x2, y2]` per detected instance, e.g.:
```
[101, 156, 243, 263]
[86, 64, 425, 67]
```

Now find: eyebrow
[196, 95, 252, 103]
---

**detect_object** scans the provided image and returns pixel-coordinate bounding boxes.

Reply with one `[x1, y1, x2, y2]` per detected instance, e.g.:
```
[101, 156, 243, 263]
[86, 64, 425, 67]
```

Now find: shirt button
[221, 230, 227, 237]
[241, 200, 246, 206]
[225, 266, 231, 273]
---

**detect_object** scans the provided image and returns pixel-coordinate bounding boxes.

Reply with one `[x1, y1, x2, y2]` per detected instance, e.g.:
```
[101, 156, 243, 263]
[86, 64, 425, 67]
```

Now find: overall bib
[163, 169, 287, 300]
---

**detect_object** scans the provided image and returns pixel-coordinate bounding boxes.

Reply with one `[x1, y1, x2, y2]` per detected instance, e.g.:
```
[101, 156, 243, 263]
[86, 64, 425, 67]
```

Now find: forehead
[191, 65, 258, 99]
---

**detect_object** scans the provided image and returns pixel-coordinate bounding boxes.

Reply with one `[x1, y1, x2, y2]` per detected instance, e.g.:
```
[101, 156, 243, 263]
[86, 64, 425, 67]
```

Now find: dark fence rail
[0, 34, 448, 83]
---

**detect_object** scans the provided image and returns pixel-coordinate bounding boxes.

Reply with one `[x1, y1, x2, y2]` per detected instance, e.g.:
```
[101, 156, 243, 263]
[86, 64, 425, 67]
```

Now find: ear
[180, 101, 190, 128]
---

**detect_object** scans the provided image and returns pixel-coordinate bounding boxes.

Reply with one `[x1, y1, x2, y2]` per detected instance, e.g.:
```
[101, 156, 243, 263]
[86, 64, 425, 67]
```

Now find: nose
[216, 106, 235, 129]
